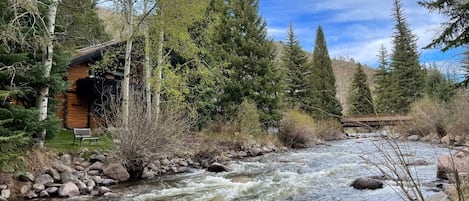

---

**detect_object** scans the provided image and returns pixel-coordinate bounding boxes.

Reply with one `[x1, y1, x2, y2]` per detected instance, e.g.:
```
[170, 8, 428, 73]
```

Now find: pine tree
[56, 0, 109, 48]
[462, 48, 469, 87]
[310, 26, 342, 119]
[282, 23, 314, 113]
[418, 0, 469, 51]
[347, 63, 374, 115]
[424, 66, 456, 102]
[389, 0, 425, 113]
[212, 0, 284, 127]
[374, 44, 395, 113]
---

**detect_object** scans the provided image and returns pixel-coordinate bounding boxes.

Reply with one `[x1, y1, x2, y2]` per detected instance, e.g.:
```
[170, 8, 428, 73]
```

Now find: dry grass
[279, 110, 317, 148]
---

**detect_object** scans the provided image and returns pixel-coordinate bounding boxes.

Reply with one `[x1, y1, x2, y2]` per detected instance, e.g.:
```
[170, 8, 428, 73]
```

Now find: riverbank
[0, 130, 300, 200]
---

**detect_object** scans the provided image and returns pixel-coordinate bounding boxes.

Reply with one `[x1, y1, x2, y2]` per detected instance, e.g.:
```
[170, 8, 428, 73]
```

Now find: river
[105, 135, 453, 201]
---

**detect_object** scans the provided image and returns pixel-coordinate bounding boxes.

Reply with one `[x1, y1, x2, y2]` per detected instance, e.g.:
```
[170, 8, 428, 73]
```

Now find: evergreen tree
[56, 0, 109, 48]
[347, 63, 374, 115]
[424, 66, 456, 102]
[389, 0, 425, 113]
[374, 45, 395, 113]
[418, 0, 469, 51]
[212, 0, 284, 127]
[310, 26, 342, 119]
[282, 23, 314, 113]
[462, 48, 469, 87]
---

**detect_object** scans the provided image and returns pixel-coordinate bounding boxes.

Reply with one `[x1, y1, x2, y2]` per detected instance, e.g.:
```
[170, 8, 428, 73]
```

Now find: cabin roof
[69, 40, 120, 67]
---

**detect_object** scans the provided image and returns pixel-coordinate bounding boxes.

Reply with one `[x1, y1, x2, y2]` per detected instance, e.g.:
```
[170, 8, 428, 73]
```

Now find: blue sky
[259, 0, 464, 70]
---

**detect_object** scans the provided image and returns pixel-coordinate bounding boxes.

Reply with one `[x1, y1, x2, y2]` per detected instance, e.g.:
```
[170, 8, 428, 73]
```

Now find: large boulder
[51, 160, 73, 173]
[437, 154, 469, 180]
[88, 161, 105, 171]
[350, 177, 384, 190]
[407, 135, 420, 141]
[17, 172, 35, 182]
[103, 163, 130, 182]
[207, 163, 230, 173]
[58, 181, 79, 198]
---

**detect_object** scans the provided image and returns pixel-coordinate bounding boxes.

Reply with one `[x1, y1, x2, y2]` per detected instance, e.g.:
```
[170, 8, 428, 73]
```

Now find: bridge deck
[341, 115, 412, 127]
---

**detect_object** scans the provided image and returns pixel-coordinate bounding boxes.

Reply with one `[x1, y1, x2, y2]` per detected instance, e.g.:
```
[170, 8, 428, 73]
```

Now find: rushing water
[106, 135, 453, 201]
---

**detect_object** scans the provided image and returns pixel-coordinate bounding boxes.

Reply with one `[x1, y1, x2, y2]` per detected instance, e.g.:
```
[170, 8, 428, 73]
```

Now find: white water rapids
[95, 134, 454, 201]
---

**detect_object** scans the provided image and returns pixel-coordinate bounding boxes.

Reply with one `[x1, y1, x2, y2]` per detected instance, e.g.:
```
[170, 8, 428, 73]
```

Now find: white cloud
[260, 0, 463, 67]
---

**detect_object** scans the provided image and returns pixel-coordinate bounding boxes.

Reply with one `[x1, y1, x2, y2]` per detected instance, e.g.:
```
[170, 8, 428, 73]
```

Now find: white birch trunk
[122, 0, 134, 128]
[144, 0, 152, 116]
[37, 0, 58, 148]
[155, 28, 164, 121]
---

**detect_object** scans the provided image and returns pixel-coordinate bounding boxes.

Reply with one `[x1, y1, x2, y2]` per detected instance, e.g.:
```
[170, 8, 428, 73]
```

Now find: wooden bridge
[341, 114, 413, 128]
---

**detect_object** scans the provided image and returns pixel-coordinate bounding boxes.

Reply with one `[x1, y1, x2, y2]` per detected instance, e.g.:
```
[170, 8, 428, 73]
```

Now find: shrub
[447, 93, 469, 138]
[232, 99, 262, 135]
[408, 97, 449, 137]
[315, 119, 345, 141]
[279, 109, 317, 148]
[103, 90, 190, 179]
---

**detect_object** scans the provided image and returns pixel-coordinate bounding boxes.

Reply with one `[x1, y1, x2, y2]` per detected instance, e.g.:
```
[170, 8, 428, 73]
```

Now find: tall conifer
[347, 64, 374, 115]
[310, 26, 342, 119]
[389, 0, 425, 113]
[282, 23, 313, 113]
[212, 0, 284, 127]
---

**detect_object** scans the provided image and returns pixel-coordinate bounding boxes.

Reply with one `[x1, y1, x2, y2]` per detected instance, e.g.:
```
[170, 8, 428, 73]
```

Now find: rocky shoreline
[0, 143, 285, 200]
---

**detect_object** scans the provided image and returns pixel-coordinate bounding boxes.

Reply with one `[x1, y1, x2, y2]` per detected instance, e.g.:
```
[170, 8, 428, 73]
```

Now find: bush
[103, 90, 190, 179]
[408, 97, 449, 137]
[447, 93, 469, 139]
[315, 119, 345, 141]
[232, 99, 262, 135]
[279, 110, 317, 148]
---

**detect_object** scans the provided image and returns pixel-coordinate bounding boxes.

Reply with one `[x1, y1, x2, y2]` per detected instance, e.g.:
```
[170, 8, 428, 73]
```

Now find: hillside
[274, 42, 376, 114]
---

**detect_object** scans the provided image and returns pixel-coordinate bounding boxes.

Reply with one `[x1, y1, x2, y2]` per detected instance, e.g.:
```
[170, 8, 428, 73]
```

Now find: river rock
[45, 186, 58, 194]
[104, 163, 130, 182]
[88, 170, 100, 176]
[1, 189, 10, 199]
[32, 183, 45, 192]
[61, 172, 78, 183]
[88, 161, 105, 171]
[76, 180, 88, 193]
[35, 174, 54, 186]
[350, 177, 384, 190]
[20, 184, 31, 195]
[101, 179, 117, 186]
[231, 176, 252, 183]
[87, 180, 96, 189]
[161, 158, 171, 166]
[39, 190, 50, 197]
[0, 185, 6, 190]
[104, 192, 119, 198]
[407, 135, 420, 141]
[26, 190, 38, 199]
[437, 155, 469, 180]
[178, 160, 188, 167]
[207, 163, 229, 173]
[17, 172, 35, 182]
[75, 166, 85, 171]
[51, 160, 73, 173]
[58, 181, 79, 197]
[61, 154, 72, 165]
[249, 148, 263, 156]
[92, 176, 102, 184]
[407, 159, 429, 166]
[238, 151, 248, 158]
[99, 186, 111, 195]
[80, 161, 92, 168]
[90, 154, 106, 163]
[201, 160, 210, 168]
[45, 167, 61, 181]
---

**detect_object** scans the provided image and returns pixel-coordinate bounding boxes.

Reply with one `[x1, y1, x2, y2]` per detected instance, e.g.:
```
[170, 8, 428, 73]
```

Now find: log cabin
[56, 41, 135, 129]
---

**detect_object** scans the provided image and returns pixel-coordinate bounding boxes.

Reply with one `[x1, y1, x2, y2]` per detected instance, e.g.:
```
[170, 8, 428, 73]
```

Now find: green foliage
[388, 0, 425, 113]
[232, 99, 262, 135]
[56, 0, 110, 48]
[462, 48, 469, 87]
[374, 45, 395, 113]
[310, 26, 342, 119]
[347, 63, 374, 115]
[211, 0, 285, 128]
[282, 23, 315, 113]
[424, 67, 456, 102]
[418, 0, 469, 51]
[279, 109, 317, 148]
